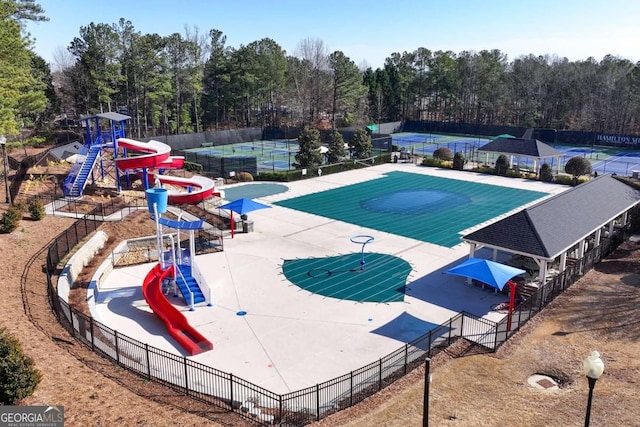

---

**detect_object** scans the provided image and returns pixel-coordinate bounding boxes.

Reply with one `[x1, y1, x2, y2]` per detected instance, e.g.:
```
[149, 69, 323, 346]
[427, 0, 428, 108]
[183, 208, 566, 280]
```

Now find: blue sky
[26, 0, 640, 69]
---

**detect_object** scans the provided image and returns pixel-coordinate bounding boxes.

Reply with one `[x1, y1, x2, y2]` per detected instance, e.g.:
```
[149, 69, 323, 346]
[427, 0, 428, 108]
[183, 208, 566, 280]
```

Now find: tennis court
[185, 140, 299, 172]
[394, 132, 640, 176]
[392, 132, 488, 160]
[538, 144, 640, 176]
[274, 171, 547, 247]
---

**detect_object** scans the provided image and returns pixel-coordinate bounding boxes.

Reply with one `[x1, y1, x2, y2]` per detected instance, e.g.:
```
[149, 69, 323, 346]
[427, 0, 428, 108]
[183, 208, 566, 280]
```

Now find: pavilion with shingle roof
[462, 175, 640, 284]
[477, 137, 563, 175]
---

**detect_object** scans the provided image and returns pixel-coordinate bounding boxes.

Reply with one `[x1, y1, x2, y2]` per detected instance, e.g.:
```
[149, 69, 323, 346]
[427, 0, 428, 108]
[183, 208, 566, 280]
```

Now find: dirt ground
[1, 164, 639, 426]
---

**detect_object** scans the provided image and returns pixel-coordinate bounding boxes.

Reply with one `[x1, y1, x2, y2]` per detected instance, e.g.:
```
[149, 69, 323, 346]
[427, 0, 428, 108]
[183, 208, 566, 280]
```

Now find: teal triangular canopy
[491, 133, 516, 140]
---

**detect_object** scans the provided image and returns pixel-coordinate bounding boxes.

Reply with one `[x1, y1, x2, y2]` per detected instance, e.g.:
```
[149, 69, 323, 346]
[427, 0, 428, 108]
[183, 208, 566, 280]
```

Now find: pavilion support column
[492, 248, 498, 261]
[538, 260, 548, 284]
[578, 240, 587, 274]
[594, 229, 602, 247]
[622, 211, 629, 226]
[466, 244, 478, 285]
[559, 253, 567, 272]
[608, 220, 615, 236]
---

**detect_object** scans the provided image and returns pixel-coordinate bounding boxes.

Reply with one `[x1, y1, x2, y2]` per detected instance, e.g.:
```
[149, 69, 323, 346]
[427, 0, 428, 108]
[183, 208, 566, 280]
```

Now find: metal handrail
[169, 234, 194, 311]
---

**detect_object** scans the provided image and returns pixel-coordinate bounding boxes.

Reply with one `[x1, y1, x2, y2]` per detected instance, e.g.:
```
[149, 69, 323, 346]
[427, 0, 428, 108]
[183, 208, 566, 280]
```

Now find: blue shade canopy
[218, 198, 271, 215]
[152, 216, 204, 230]
[445, 258, 526, 291]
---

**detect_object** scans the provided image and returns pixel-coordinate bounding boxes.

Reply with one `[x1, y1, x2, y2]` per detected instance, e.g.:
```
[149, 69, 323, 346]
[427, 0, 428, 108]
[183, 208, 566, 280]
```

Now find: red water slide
[149, 173, 219, 205]
[115, 138, 173, 169]
[115, 137, 218, 204]
[142, 264, 213, 355]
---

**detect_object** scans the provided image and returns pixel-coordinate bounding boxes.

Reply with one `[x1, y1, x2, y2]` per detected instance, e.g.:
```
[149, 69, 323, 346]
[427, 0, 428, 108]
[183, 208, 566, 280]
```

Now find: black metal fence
[486, 229, 625, 347]
[40, 212, 626, 425]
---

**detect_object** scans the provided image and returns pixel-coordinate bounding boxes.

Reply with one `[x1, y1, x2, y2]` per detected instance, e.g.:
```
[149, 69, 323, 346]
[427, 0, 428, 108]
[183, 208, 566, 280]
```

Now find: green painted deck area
[282, 253, 412, 303]
[275, 171, 547, 247]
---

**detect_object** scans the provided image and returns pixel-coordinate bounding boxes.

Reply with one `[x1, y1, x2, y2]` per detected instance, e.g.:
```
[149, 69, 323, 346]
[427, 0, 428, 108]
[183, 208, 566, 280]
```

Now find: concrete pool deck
[92, 163, 569, 394]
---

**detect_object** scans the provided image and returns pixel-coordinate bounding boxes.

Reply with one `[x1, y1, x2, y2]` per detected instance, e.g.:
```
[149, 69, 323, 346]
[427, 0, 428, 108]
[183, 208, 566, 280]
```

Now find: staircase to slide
[174, 264, 206, 305]
[63, 144, 102, 197]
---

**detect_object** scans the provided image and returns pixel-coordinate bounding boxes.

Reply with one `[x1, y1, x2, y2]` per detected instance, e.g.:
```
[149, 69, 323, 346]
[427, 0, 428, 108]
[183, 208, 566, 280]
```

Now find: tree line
[2, 0, 640, 141]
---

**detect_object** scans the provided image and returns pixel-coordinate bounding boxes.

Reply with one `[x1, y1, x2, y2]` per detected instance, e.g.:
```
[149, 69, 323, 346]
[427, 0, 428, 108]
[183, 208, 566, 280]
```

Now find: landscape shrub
[433, 147, 453, 161]
[564, 156, 592, 177]
[556, 174, 589, 186]
[539, 163, 554, 182]
[236, 172, 254, 182]
[0, 327, 42, 404]
[452, 152, 465, 170]
[0, 204, 24, 233]
[184, 161, 203, 173]
[28, 199, 45, 221]
[421, 157, 449, 168]
[495, 154, 509, 175]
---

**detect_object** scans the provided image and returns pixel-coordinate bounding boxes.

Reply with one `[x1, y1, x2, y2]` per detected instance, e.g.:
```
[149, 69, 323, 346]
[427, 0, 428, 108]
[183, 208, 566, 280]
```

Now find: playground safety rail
[168, 234, 195, 311]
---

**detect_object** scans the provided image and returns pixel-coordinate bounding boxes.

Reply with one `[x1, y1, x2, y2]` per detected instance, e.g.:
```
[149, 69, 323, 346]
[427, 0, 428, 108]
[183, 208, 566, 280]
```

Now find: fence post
[229, 374, 234, 410]
[184, 356, 189, 396]
[517, 309, 524, 332]
[378, 359, 383, 390]
[460, 313, 465, 339]
[90, 317, 95, 351]
[279, 394, 283, 424]
[145, 344, 151, 379]
[114, 331, 120, 364]
[71, 309, 77, 337]
[350, 371, 354, 407]
[316, 384, 320, 421]
[404, 344, 408, 375]
[447, 318, 453, 345]
[427, 330, 432, 357]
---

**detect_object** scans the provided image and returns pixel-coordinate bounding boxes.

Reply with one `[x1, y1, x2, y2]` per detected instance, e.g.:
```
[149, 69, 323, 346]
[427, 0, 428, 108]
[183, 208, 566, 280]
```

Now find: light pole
[583, 350, 605, 427]
[423, 358, 431, 427]
[0, 135, 11, 204]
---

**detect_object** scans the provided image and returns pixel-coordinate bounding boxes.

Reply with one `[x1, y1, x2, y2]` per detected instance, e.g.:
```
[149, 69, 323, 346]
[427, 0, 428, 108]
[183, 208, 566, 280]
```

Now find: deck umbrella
[218, 198, 271, 238]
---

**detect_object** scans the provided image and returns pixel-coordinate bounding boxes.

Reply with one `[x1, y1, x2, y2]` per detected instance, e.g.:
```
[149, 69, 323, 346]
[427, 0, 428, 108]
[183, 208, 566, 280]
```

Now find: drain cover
[527, 374, 559, 390]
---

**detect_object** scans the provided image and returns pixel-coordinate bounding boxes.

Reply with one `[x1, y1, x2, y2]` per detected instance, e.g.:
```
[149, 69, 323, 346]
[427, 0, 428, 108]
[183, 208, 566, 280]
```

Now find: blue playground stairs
[63, 144, 102, 197]
[175, 264, 206, 305]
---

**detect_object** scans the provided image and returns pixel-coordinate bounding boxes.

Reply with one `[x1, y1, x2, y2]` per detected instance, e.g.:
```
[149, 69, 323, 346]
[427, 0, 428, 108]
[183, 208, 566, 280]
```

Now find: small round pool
[223, 183, 289, 201]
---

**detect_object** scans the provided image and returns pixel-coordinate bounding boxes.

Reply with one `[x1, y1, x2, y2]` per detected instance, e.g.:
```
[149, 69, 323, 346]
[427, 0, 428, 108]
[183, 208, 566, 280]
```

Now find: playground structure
[142, 187, 213, 355]
[60, 112, 223, 355]
[63, 112, 220, 203]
